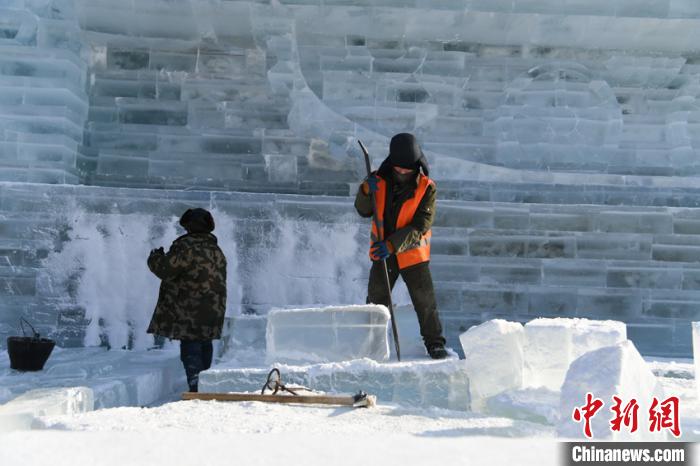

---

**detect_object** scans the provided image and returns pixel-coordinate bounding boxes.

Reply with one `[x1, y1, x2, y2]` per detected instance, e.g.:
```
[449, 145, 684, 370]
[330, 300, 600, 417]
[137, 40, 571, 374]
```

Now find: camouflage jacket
[147, 233, 227, 340]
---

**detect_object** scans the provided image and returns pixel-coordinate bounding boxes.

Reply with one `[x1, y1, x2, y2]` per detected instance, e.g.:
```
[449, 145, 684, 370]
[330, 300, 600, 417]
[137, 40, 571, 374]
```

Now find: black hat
[388, 133, 429, 175]
[179, 208, 215, 234]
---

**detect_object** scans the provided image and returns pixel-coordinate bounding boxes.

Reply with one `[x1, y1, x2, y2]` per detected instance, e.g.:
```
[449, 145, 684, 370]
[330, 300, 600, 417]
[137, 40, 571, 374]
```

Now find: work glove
[370, 240, 393, 261]
[363, 174, 379, 195]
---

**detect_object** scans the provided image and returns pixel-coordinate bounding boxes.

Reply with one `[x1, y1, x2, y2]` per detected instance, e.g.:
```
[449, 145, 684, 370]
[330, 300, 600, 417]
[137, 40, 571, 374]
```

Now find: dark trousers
[367, 256, 446, 348]
[179, 339, 213, 392]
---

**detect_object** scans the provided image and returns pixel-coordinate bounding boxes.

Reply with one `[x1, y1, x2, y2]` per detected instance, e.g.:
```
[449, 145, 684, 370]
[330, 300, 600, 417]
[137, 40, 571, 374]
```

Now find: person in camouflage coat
[147, 208, 227, 392]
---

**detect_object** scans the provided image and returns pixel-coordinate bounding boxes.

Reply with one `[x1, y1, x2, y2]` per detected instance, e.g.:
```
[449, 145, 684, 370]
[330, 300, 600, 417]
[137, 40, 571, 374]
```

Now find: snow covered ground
[0, 357, 698, 466]
[2, 400, 560, 466]
[2, 321, 699, 465]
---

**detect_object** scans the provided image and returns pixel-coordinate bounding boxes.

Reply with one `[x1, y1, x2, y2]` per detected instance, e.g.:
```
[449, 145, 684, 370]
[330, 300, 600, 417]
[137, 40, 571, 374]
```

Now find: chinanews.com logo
[562, 392, 692, 466]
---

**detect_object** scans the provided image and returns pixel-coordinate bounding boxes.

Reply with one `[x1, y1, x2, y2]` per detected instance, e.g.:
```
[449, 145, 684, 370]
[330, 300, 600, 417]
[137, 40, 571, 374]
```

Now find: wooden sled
[182, 391, 376, 408]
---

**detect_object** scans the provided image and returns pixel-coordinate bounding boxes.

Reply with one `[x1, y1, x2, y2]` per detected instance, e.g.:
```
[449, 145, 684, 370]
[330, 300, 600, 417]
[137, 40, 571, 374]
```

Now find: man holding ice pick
[146, 208, 227, 392]
[355, 133, 448, 359]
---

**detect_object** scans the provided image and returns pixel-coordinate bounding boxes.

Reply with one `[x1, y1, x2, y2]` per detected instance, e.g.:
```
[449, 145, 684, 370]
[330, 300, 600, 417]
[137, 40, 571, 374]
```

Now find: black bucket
[6, 318, 55, 371]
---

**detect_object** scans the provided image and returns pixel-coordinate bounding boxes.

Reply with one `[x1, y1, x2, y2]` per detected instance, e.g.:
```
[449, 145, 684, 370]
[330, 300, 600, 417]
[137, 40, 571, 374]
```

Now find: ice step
[0, 348, 185, 412]
[199, 357, 469, 410]
[430, 255, 700, 285]
[438, 180, 700, 208]
[0, 387, 93, 432]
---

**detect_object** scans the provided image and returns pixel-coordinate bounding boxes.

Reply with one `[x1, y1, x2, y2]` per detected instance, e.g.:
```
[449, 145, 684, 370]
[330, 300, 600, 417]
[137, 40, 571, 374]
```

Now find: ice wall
[0, 0, 88, 184]
[0, 184, 378, 350]
[2, 0, 700, 357]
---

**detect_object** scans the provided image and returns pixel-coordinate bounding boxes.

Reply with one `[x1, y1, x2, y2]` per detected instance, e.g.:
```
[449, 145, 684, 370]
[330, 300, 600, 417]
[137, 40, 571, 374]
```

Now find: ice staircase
[2, 0, 700, 363]
[74, 0, 354, 195]
[0, 2, 88, 184]
[1, 182, 700, 357]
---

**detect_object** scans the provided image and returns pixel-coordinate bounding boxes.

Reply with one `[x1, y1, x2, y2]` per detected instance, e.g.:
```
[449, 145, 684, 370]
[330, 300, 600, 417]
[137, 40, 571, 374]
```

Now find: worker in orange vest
[355, 133, 448, 359]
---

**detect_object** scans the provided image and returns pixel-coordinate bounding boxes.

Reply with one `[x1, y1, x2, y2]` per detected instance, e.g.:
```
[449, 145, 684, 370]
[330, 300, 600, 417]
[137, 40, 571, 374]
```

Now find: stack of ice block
[200, 304, 468, 410]
[558, 340, 666, 440]
[459, 317, 627, 414]
[0, 0, 88, 184]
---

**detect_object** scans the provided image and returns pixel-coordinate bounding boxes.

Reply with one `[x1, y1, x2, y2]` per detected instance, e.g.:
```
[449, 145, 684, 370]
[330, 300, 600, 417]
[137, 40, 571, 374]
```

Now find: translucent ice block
[266, 305, 391, 364]
[558, 340, 665, 440]
[524, 318, 626, 390]
[459, 319, 525, 411]
[0, 387, 93, 432]
[199, 357, 469, 410]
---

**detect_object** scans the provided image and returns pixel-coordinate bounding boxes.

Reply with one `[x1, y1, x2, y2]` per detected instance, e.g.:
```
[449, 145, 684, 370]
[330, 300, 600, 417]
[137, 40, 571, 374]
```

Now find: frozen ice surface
[393, 304, 429, 359]
[558, 340, 666, 440]
[220, 315, 268, 366]
[524, 318, 626, 390]
[200, 357, 469, 410]
[459, 319, 524, 411]
[266, 305, 391, 364]
[486, 387, 560, 425]
[570, 319, 628, 360]
[0, 387, 93, 432]
[0, 347, 185, 414]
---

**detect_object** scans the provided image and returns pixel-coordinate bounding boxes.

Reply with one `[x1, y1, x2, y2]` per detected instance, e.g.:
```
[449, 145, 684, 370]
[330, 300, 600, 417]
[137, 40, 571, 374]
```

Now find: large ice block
[459, 319, 525, 411]
[558, 340, 666, 440]
[200, 357, 469, 410]
[524, 318, 627, 390]
[0, 348, 184, 410]
[266, 305, 391, 364]
[0, 387, 93, 432]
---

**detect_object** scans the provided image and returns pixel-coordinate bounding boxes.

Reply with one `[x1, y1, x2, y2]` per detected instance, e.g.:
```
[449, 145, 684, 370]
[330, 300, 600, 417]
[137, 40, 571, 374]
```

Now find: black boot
[427, 343, 448, 360]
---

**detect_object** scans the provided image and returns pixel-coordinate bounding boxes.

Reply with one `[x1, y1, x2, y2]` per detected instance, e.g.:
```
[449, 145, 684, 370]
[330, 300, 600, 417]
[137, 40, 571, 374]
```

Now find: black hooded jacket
[354, 161, 436, 255]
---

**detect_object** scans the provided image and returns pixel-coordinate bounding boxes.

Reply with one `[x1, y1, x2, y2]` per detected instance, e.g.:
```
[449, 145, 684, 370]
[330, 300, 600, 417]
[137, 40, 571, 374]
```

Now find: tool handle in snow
[357, 140, 401, 361]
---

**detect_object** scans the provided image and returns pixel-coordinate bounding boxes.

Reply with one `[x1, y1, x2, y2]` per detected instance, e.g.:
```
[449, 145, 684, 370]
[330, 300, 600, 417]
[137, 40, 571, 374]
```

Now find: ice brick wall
[0, 182, 367, 350]
[2, 1, 700, 356]
[1, 182, 700, 356]
[0, 0, 88, 184]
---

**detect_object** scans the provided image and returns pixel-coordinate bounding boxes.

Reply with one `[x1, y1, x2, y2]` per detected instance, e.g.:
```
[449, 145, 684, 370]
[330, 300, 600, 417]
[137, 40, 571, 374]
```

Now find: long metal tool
[357, 140, 401, 361]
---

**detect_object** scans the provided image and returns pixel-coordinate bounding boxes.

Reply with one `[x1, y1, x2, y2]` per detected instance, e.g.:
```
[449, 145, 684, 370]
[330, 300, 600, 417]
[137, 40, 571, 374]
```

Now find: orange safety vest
[370, 174, 433, 269]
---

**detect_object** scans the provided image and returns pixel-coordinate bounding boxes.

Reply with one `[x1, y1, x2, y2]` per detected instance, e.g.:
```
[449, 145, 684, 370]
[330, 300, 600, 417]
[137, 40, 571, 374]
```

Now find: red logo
[649, 396, 681, 438]
[572, 392, 604, 438]
[572, 394, 681, 438]
[610, 396, 639, 433]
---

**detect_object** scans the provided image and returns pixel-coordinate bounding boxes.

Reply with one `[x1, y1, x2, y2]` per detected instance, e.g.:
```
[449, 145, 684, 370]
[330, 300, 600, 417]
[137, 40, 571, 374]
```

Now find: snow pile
[523, 318, 626, 390]
[459, 319, 524, 411]
[558, 340, 666, 440]
[0, 387, 93, 432]
[266, 305, 391, 364]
